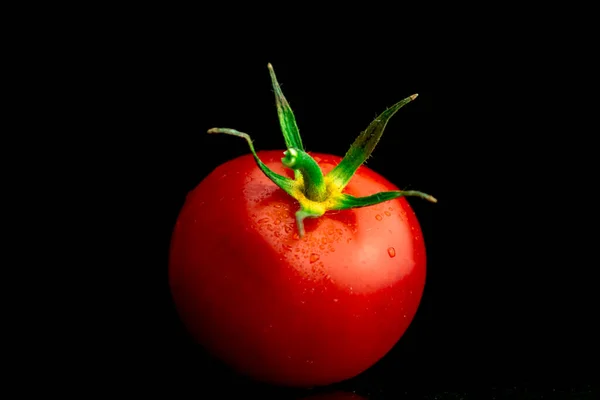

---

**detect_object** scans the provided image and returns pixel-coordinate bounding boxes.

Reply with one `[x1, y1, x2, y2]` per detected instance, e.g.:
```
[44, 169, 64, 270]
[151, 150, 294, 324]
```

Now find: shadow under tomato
[297, 390, 367, 400]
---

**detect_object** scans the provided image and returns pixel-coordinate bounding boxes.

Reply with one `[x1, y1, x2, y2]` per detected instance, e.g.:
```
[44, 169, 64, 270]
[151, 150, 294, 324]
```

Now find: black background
[79, 20, 597, 399]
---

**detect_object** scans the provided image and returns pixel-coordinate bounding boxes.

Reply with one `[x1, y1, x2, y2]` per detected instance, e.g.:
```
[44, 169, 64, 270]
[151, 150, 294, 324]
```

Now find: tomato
[168, 64, 435, 387]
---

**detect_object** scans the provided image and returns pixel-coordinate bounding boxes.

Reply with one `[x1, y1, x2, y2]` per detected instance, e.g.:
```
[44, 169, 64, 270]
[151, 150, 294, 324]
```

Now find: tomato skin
[169, 150, 427, 387]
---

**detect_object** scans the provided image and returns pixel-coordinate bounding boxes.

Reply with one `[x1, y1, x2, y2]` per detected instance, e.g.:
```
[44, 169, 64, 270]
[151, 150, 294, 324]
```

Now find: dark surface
[83, 29, 596, 398]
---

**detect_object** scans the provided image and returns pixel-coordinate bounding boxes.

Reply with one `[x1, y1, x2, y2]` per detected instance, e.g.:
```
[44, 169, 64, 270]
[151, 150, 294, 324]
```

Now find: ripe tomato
[169, 64, 435, 387]
[169, 150, 428, 386]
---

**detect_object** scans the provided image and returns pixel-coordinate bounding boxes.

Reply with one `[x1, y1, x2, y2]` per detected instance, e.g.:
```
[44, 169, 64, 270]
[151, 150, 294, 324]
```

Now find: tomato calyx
[207, 63, 437, 237]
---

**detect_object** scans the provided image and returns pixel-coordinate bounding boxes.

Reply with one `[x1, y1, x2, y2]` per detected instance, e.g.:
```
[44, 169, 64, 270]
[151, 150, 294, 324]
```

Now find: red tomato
[169, 150, 427, 387]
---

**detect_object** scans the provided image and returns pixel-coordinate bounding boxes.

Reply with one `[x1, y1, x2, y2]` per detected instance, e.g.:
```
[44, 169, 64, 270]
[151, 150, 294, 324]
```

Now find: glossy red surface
[169, 150, 427, 387]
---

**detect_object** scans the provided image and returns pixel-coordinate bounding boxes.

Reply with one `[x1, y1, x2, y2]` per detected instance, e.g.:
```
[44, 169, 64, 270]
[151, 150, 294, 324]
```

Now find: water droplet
[319, 244, 326, 250]
[321, 237, 327, 244]
[387, 247, 396, 257]
[282, 244, 292, 251]
[274, 204, 281, 208]
[313, 156, 322, 162]
[333, 298, 339, 302]
[274, 231, 281, 237]
[258, 217, 269, 224]
[309, 253, 320, 263]
[388, 207, 393, 211]
[274, 219, 281, 225]
[293, 232, 300, 240]
[375, 214, 383, 221]
[284, 224, 293, 233]
[267, 225, 273, 231]
[384, 211, 391, 216]
[347, 238, 352, 243]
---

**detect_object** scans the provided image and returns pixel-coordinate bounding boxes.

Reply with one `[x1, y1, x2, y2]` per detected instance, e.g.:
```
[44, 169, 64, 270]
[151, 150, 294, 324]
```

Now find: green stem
[268, 63, 304, 151]
[331, 190, 437, 211]
[207, 128, 297, 196]
[326, 94, 418, 191]
[207, 64, 437, 238]
[281, 148, 327, 202]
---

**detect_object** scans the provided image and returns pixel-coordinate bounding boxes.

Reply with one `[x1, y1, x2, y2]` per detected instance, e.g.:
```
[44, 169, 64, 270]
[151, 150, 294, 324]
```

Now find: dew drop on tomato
[387, 247, 396, 258]
[375, 214, 383, 221]
[310, 253, 320, 263]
